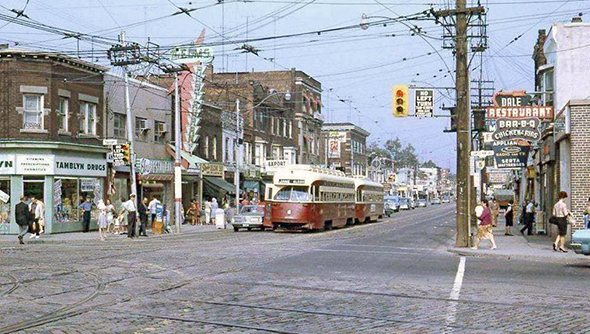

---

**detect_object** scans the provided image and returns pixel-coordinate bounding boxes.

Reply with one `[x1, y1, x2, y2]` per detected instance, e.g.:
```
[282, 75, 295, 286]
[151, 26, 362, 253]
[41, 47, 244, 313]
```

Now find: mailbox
[571, 229, 590, 256]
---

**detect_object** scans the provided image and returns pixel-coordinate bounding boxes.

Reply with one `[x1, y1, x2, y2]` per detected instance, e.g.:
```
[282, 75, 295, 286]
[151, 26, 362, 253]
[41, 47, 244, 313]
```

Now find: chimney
[572, 16, 582, 23]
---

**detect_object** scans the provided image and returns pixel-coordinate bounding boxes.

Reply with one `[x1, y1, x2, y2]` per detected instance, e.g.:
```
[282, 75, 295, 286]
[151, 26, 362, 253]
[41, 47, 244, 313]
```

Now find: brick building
[321, 123, 369, 177]
[0, 48, 108, 234]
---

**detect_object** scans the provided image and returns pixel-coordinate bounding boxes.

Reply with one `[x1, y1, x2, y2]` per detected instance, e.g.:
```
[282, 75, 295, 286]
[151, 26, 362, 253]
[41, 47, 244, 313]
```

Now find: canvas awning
[203, 176, 236, 200]
[166, 144, 208, 171]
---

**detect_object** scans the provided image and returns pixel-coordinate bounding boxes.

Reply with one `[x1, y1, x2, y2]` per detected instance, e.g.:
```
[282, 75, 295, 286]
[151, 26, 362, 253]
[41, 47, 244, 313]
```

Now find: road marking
[339, 244, 437, 251]
[444, 256, 466, 332]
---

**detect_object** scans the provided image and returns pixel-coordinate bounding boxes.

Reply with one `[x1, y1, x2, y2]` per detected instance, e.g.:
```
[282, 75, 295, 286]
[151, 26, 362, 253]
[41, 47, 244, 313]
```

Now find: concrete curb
[447, 247, 587, 264]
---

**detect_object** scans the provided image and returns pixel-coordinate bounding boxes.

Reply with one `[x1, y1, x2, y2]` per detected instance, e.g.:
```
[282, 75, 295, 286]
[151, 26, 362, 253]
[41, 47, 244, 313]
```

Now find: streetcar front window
[273, 186, 311, 202]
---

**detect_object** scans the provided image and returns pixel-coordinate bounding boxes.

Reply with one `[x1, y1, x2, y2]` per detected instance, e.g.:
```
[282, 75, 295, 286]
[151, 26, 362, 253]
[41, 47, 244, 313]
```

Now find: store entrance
[24, 178, 44, 202]
[140, 184, 165, 226]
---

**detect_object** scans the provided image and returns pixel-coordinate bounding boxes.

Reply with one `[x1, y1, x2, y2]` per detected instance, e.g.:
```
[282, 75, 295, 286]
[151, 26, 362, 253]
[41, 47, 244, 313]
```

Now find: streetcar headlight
[287, 209, 292, 215]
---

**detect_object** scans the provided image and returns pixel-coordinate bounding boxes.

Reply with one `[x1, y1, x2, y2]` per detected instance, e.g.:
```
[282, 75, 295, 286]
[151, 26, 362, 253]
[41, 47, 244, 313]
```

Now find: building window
[289, 121, 293, 138]
[213, 136, 218, 160]
[57, 97, 69, 132]
[79, 102, 97, 135]
[204, 136, 209, 159]
[0, 179, 10, 225]
[154, 121, 166, 144]
[54, 177, 102, 224]
[282, 119, 287, 137]
[135, 117, 148, 139]
[23, 94, 44, 130]
[255, 143, 266, 166]
[273, 146, 282, 160]
[225, 137, 230, 162]
[113, 113, 126, 139]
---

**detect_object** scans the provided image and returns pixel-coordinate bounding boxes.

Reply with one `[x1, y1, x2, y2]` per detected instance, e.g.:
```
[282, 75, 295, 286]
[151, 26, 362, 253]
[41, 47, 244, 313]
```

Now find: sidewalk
[448, 221, 586, 263]
[0, 224, 224, 245]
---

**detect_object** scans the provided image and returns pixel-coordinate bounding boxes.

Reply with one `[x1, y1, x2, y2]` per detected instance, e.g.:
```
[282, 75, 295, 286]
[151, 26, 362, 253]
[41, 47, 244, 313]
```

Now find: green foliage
[367, 138, 440, 170]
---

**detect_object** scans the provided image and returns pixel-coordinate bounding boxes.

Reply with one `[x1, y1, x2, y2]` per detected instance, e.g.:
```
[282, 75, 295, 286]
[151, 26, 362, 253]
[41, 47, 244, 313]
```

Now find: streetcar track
[0, 273, 18, 297]
[0, 272, 105, 333]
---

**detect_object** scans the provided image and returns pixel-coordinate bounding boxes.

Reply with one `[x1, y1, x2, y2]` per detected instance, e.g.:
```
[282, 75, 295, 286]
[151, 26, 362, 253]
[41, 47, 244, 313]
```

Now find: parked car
[384, 195, 400, 216]
[571, 229, 590, 256]
[231, 205, 265, 232]
[441, 196, 450, 203]
[399, 198, 411, 210]
[431, 197, 441, 205]
[417, 199, 427, 207]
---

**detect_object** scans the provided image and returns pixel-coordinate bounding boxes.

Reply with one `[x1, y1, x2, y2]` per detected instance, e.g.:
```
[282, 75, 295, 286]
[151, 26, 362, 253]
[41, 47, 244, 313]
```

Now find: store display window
[0, 179, 10, 226]
[54, 177, 104, 223]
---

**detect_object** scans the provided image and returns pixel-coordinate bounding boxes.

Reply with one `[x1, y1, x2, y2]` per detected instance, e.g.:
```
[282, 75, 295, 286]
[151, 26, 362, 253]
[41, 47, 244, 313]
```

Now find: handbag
[567, 215, 576, 226]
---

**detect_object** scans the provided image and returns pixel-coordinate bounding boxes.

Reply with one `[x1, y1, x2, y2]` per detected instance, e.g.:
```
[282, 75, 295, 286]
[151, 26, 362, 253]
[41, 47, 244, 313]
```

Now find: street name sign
[471, 150, 494, 158]
[414, 89, 434, 118]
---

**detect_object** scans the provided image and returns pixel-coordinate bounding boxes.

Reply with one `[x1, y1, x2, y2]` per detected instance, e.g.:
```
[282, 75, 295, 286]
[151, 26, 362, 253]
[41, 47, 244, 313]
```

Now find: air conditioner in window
[139, 119, 149, 132]
[156, 123, 168, 135]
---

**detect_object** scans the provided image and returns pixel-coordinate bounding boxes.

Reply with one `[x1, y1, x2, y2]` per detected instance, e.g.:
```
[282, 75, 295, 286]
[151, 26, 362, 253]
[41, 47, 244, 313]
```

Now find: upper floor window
[135, 117, 148, 140]
[113, 113, 126, 139]
[204, 136, 209, 159]
[154, 121, 167, 144]
[289, 121, 293, 138]
[225, 137, 230, 162]
[79, 102, 97, 135]
[213, 136, 218, 160]
[57, 97, 69, 132]
[23, 94, 44, 130]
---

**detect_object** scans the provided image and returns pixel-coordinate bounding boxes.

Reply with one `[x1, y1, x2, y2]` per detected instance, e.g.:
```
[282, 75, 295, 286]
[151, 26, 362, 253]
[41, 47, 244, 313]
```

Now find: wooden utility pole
[455, 0, 471, 247]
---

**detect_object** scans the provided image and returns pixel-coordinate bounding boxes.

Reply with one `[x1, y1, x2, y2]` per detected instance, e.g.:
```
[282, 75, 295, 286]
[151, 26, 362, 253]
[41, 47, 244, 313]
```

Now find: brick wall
[568, 102, 590, 231]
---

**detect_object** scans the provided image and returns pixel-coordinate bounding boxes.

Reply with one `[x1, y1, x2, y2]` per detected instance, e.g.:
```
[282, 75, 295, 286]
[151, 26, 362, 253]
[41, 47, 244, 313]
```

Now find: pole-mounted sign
[414, 89, 434, 118]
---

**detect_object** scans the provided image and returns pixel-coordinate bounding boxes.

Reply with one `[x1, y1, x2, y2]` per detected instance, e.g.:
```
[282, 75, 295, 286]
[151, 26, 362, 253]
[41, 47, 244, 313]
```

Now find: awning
[166, 144, 208, 171]
[203, 176, 236, 199]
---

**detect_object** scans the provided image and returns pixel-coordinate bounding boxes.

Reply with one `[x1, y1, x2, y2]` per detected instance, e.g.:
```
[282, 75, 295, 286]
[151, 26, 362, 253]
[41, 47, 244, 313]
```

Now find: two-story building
[0, 48, 108, 234]
[321, 123, 369, 177]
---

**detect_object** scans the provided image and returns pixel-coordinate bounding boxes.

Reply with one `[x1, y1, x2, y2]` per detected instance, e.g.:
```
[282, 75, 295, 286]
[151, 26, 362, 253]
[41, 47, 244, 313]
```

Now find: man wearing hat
[119, 194, 138, 238]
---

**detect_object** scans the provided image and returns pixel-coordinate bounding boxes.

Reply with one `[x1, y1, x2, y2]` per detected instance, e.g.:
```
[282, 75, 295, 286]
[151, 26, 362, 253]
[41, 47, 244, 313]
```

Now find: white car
[399, 198, 410, 210]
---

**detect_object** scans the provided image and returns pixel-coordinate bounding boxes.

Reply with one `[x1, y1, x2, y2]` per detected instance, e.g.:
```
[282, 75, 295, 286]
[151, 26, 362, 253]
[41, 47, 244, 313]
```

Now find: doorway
[23, 177, 45, 202]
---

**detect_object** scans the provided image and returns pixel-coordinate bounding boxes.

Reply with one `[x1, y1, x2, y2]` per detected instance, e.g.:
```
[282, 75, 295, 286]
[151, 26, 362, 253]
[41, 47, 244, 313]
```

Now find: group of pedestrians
[14, 196, 45, 244]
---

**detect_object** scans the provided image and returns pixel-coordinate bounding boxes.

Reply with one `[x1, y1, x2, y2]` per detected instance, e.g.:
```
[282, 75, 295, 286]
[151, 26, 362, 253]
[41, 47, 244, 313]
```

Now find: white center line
[444, 256, 466, 332]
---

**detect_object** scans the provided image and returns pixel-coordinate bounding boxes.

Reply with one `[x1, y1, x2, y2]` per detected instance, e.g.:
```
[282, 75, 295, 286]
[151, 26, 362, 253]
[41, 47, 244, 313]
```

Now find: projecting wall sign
[492, 117, 541, 142]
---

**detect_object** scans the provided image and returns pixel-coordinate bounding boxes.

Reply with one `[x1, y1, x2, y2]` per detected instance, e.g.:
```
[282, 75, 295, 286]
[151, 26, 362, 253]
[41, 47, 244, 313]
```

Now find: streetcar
[268, 165, 356, 231]
[354, 177, 384, 224]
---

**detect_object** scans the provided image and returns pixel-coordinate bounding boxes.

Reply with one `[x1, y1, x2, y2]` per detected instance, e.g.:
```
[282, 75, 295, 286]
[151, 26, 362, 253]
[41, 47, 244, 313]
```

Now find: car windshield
[400, 199, 408, 204]
[274, 186, 311, 202]
[240, 206, 264, 214]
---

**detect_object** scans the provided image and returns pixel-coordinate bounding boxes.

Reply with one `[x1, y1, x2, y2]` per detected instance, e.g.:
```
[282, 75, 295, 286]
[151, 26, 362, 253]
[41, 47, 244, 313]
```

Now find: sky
[1, 0, 588, 172]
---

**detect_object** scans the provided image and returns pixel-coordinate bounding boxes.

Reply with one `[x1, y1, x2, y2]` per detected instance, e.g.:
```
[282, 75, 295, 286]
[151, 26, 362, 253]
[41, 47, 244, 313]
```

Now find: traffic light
[121, 143, 131, 165]
[393, 85, 409, 117]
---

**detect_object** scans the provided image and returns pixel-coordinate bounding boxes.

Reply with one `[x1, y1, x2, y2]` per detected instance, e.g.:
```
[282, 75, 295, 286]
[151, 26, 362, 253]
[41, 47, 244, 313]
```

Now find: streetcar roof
[353, 177, 384, 189]
[272, 165, 354, 186]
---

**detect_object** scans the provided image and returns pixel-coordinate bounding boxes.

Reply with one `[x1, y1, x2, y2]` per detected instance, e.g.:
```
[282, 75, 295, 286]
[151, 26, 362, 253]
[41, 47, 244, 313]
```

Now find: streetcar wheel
[233, 226, 239, 232]
[247, 227, 252, 231]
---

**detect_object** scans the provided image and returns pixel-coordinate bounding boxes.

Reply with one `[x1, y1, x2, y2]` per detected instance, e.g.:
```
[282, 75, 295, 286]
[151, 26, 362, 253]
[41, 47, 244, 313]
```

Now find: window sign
[81, 178, 96, 192]
[17, 155, 54, 175]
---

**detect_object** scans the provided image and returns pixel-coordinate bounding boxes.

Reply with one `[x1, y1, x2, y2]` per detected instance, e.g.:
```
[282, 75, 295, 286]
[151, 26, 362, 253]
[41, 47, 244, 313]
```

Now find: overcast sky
[1, 0, 587, 171]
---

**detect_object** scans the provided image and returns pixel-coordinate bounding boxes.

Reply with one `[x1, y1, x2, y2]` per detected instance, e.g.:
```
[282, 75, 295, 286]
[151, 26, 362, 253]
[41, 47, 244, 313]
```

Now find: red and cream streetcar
[354, 177, 384, 224]
[268, 165, 356, 231]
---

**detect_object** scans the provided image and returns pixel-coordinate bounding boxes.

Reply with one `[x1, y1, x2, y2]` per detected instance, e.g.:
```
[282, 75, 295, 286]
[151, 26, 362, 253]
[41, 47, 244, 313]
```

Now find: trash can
[215, 208, 225, 229]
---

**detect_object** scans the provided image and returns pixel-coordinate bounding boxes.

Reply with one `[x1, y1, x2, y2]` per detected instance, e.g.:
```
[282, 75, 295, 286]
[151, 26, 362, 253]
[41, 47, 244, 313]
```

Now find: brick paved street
[1, 203, 589, 333]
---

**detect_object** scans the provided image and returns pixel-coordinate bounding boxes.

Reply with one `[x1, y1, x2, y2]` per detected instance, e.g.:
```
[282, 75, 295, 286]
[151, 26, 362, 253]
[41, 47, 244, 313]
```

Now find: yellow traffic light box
[121, 143, 131, 164]
[392, 85, 409, 117]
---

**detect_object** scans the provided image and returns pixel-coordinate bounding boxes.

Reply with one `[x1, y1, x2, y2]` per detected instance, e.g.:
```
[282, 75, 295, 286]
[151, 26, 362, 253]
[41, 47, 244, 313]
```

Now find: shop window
[0, 179, 10, 226]
[23, 94, 44, 130]
[79, 102, 97, 135]
[54, 178, 103, 224]
[58, 97, 69, 132]
[113, 113, 126, 139]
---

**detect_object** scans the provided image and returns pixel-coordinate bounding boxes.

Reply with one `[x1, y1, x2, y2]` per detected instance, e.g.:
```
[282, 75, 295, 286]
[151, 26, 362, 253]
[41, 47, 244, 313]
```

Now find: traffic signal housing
[393, 85, 409, 117]
[121, 143, 131, 165]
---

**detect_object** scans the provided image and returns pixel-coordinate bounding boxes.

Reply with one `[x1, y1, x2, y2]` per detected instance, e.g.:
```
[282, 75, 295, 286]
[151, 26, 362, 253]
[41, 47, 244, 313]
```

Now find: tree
[421, 160, 438, 168]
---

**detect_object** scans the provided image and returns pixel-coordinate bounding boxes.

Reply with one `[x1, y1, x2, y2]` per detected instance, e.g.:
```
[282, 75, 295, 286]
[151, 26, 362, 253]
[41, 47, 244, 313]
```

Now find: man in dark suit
[15, 196, 31, 244]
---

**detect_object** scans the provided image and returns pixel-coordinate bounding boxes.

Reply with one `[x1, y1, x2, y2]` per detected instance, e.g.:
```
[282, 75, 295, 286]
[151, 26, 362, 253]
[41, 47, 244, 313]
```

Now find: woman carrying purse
[552, 191, 571, 252]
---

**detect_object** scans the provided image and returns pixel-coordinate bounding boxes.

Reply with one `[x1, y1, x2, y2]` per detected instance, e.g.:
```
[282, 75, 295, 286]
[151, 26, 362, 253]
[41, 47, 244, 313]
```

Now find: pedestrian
[191, 198, 201, 225]
[15, 196, 31, 244]
[490, 198, 500, 227]
[36, 198, 45, 234]
[28, 197, 42, 239]
[105, 199, 116, 233]
[204, 198, 212, 224]
[78, 196, 95, 233]
[119, 194, 138, 239]
[148, 196, 161, 227]
[504, 200, 514, 236]
[211, 198, 218, 225]
[472, 199, 497, 250]
[138, 197, 149, 237]
[584, 197, 590, 229]
[520, 200, 535, 235]
[551, 191, 571, 252]
[97, 200, 108, 241]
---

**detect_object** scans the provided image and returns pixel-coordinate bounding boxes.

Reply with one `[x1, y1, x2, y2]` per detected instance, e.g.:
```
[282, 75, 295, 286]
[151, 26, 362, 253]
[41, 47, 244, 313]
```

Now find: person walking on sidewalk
[119, 194, 138, 239]
[138, 197, 149, 237]
[97, 200, 108, 241]
[490, 198, 500, 227]
[520, 200, 535, 235]
[504, 200, 514, 236]
[552, 191, 571, 252]
[472, 199, 497, 250]
[28, 197, 42, 239]
[78, 197, 95, 233]
[15, 196, 31, 244]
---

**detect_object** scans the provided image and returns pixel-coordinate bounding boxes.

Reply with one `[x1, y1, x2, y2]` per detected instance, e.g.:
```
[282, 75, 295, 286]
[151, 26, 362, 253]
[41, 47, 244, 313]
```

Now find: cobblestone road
[1, 204, 589, 333]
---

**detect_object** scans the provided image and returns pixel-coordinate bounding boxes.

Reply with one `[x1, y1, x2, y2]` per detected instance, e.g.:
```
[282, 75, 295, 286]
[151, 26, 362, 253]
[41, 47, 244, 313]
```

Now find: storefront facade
[0, 142, 107, 234]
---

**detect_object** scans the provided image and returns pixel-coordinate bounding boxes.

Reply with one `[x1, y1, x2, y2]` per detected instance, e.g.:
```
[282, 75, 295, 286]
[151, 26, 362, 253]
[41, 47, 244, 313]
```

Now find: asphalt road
[1, 203, 589, 333]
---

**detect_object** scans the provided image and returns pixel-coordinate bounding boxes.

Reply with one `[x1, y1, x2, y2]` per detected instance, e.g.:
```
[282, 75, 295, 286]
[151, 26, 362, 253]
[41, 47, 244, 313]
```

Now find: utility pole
[174, 72, 182, 233]
[455, 0, 471, 247]
[235, 99, 241, 209]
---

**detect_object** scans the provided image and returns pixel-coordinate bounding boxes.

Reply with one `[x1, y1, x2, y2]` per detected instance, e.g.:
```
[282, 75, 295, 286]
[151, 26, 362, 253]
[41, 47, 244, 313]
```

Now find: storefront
[0, 146, 107, 234]
[202, 163, 235, 206]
